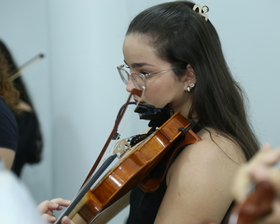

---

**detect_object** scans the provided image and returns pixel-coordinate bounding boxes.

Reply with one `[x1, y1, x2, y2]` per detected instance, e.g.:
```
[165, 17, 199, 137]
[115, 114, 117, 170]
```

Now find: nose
[126, 78, 136, 92]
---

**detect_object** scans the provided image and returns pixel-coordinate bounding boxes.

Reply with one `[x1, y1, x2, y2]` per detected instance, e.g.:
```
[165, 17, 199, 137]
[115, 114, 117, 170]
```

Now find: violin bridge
[112, 139, 132, 158]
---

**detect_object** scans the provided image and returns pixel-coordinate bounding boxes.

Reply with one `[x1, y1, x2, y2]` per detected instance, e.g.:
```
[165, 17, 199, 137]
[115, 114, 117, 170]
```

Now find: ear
[183, 64, 196, 90]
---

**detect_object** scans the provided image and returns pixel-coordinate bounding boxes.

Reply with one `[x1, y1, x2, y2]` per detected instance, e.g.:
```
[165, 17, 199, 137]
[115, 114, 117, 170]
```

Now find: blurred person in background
[0, 39, 43, 177]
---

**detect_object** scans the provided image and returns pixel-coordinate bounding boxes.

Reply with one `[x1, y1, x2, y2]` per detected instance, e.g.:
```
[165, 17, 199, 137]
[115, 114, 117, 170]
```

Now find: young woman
[40, 1, 259, 224]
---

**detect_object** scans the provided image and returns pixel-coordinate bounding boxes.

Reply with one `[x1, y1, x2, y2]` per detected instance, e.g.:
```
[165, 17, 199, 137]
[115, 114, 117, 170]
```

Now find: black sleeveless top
[126, 125, 234, 224]
[126, 154, 169, 224]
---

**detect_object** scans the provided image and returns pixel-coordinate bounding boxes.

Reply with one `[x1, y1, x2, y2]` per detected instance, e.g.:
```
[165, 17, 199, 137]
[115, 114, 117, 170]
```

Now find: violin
[201, 180, 276, 224]
[55, 89, 201, 224]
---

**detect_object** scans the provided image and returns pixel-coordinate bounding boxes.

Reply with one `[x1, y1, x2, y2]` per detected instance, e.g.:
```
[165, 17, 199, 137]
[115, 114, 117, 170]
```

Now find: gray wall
[1, 0, 279, 223]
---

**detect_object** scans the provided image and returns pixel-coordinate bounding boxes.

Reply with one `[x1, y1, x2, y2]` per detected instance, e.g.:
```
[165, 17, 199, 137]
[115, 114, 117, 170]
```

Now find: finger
[232, 147, 280, 202]
[61, 216, 75, 224]
[260, 143, 271, 152]
[46, 210, 54, 216]
[249, 146, 280, 167]
[38, 198, 71, 214]
[50, 198, 71, 207]
[252, 166, 280, 191]
[41, 213, 57, 223]
[37, 200, 58, 213]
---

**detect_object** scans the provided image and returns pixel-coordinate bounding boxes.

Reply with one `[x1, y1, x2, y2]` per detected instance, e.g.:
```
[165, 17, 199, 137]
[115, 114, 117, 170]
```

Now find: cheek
[143, 79, 176, 106]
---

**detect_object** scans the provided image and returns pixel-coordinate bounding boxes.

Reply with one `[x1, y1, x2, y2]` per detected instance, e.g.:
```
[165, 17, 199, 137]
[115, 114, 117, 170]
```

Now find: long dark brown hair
[0, 39, 43, 165]
[0, 50, 19, 110]
[126, 1, 259, 160]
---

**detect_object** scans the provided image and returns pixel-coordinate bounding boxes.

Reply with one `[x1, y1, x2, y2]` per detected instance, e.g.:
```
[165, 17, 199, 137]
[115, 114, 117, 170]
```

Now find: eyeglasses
[117, 64, 174, 90]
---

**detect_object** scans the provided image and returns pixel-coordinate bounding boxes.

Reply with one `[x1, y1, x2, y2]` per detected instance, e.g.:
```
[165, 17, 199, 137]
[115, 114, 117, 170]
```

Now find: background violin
[201, 180, 276, 224]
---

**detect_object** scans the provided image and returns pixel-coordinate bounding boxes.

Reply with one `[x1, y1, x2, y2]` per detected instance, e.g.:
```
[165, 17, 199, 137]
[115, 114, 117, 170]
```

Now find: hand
[232, 144, 280, 203]
[231, 144, 280, 224]
[37, 198, 74, 224]
[61, 216, 74, 224]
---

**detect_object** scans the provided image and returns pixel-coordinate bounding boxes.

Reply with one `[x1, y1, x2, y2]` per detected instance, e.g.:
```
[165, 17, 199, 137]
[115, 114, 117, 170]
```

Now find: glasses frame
[117, 64, 175, 90]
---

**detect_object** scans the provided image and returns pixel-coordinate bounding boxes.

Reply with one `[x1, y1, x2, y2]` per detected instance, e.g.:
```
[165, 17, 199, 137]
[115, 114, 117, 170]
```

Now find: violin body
[64, 111, 201, 223]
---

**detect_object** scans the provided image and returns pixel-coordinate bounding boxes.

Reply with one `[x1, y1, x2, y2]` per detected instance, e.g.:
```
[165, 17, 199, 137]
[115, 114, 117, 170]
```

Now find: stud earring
[186, 83, 195, 92]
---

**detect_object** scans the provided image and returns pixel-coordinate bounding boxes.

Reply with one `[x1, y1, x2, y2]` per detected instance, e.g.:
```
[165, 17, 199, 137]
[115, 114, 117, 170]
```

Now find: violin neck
[54, 154, 117, 224]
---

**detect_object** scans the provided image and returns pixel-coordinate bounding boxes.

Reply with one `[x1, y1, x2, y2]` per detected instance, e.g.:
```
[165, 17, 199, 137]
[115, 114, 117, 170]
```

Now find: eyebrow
[124, 60, 153, 68]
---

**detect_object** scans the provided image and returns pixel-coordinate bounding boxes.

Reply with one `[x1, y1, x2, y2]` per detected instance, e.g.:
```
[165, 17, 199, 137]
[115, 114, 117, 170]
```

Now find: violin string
[114, 87, 145, 142]
[108, 88, 145, 156]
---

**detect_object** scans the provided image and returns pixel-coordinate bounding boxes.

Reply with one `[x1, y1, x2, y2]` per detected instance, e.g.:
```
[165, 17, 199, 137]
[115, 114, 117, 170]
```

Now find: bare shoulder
[167, 127, 246, 185]
[154, 128, 246, 224]
[167, 128, 246, 184]
[182, 128, 246, 166]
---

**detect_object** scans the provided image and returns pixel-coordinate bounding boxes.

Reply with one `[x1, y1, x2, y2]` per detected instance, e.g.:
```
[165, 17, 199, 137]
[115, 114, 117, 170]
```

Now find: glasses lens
[118, 68, 129, 85]
[117, 65, 146, 90]
[131, 73, 146, 90]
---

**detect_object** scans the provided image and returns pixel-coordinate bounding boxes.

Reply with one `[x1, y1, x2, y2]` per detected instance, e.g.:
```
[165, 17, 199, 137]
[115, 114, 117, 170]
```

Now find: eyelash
[124, 64, 154, 76]
[141, 71, 152, 75]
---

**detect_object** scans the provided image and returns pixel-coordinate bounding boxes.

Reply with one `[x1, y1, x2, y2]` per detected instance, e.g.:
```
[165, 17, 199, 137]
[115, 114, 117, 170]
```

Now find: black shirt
[0, 97, 18, 151]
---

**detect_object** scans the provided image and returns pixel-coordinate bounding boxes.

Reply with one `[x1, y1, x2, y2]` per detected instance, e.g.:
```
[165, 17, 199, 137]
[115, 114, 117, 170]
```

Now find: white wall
[0, 0, 279, 223]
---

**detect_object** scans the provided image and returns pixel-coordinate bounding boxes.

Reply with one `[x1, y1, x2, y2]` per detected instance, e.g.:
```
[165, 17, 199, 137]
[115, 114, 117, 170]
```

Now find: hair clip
[193, 4, 209, 21]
